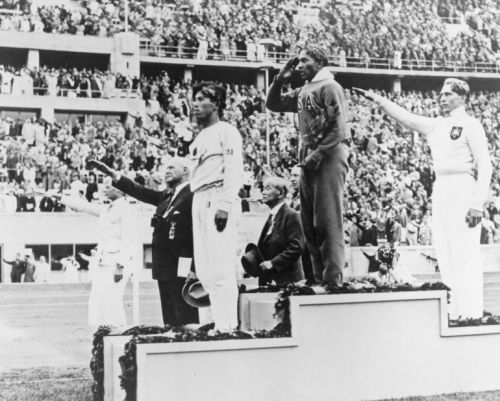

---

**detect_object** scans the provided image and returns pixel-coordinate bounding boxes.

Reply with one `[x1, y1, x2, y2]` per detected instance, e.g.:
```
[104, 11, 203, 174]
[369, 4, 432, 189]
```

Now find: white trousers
[432, 174, 483, 319]
[88, 262, 129, 327]
[192, 187, 240, 331]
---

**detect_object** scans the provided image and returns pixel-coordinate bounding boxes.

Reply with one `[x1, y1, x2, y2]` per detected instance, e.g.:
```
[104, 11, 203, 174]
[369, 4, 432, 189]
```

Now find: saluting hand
[276, 57, 299, 82]
[465, 209, 482, 228]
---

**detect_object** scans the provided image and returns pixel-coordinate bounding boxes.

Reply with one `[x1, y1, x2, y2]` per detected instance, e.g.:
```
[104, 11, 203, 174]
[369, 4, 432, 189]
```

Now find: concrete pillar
[26, 49, 40, 70]
[184, 67, 193, 83]
[255, 70, 266, 91]
[110, 32, 140, 77]
[40, 106, 54, 124]
[392, 76, 402, 93]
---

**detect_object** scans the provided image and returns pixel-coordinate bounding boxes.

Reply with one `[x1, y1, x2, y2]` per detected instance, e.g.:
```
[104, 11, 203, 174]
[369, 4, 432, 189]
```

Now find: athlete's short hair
[303, 45, 329, 67]
[443, 78, 470, 97]
[193, 81, 227, 117]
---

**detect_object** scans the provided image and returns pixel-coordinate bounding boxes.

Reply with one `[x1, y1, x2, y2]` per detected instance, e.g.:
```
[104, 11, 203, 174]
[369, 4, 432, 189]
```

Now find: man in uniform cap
[356, 78, 492, 319]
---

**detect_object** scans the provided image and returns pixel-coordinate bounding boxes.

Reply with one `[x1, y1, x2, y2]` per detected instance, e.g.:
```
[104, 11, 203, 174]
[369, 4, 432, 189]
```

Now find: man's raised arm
[353, 88, 435, 136]
[266, 58, 300, 113]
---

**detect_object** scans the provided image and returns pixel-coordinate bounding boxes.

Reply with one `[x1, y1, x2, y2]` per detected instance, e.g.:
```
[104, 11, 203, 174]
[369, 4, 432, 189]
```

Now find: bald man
[89, 158, 199, 327]
[356, 79, 492, 319]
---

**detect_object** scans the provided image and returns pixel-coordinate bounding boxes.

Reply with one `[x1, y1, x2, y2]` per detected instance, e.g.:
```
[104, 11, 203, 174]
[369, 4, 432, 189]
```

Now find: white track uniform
[61, 196, 138, 327]
[424, 106, 492, 319]
[190, 121, 243, 331]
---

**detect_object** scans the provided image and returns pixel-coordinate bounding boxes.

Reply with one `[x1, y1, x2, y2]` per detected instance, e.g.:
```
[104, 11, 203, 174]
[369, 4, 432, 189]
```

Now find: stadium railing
[1, 88, 141, 99]
[140, 41, 500, 74]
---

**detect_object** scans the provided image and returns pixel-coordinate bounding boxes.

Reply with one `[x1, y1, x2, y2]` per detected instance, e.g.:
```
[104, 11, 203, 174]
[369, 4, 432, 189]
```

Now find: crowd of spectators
[1, 0, 500, 68]
[2, 71, 500, 246]
[0, 65, 144, 98]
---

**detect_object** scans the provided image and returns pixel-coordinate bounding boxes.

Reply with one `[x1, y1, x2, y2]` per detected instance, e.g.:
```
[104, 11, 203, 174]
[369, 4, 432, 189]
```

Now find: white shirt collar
[172, 181, 189, 200]
[270, 201, 286, 217]
[449, 106, 466, 117]
[310, 67, 334, 83]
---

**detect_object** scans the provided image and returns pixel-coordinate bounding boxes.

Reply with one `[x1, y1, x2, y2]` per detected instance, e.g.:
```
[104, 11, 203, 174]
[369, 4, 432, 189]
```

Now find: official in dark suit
[89, 158, 198, 327]
[257, 177, 305, 285]
[289, 165, 314, 283]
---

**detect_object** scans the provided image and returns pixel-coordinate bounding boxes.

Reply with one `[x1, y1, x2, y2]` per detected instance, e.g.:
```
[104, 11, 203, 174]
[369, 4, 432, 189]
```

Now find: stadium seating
[1, 0, 499, 70]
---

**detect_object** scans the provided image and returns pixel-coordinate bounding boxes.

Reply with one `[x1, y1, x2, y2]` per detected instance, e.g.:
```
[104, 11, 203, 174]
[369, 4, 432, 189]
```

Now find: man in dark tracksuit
[90, 159, 198, 327]
[266, 47, 349, 287]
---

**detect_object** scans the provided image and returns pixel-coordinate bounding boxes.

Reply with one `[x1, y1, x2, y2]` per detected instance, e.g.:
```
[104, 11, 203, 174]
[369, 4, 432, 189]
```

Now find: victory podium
[103, 289, 500, 401]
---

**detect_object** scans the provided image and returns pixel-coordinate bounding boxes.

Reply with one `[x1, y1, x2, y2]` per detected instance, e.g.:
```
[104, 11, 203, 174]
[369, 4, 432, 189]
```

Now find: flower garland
[90, 325, 167, 401]
[118, 325, 289, 401]
[449, 312, 500, 327]
[90, 326, 113, 401]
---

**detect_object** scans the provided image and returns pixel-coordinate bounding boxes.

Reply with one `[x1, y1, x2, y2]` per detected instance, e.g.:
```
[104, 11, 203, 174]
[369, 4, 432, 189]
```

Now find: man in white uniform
[53, 179, 138, 327]
[189, 82, 243, 332]
[356, 79, 492, 319]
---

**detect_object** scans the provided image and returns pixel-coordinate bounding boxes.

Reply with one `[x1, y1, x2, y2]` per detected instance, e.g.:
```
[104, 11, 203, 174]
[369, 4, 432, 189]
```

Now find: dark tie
[263, 213, 275, 240]
[158, 189, 174, 216]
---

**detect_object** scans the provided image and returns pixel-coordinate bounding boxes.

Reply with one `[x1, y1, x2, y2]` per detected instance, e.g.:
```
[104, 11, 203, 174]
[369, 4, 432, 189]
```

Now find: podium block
[104, 291, 500, 401]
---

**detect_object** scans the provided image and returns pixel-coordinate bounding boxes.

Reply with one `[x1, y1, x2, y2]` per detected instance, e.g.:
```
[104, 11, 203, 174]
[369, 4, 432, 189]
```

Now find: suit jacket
[257, 203, 305, 285]
[114, 176, 193, 281]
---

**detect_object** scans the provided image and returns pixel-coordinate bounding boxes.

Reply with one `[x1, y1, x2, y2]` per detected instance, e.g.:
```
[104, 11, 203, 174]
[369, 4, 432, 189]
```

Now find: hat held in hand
[241, 243, 264, 277]
[182, 280, 210, 308]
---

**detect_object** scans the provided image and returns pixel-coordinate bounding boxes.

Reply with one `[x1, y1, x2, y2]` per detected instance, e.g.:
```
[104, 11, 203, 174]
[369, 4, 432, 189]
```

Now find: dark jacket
[360, 226, 379, 246]
[114, 176, 193, 281]
[85, 182, 99, 202]
[21, 195, 36, 212]
[257, 203, 305, 285]
[4, 259, 26, 283]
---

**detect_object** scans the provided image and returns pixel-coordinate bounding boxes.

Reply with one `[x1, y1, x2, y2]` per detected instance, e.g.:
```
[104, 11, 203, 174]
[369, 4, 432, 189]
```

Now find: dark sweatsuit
[266, 73, 349, 284]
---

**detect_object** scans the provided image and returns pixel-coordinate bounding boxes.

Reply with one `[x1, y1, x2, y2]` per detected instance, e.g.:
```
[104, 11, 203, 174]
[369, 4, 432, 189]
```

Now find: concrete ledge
[104, 290, 500, 401]
[0, 31, 113, 53]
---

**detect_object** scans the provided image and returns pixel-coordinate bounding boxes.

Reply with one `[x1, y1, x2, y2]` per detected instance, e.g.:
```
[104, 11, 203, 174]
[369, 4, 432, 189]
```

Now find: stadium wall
[1, 210, 500, 283]
[0, 94, 144, 123]
[0, 31, 140, 77]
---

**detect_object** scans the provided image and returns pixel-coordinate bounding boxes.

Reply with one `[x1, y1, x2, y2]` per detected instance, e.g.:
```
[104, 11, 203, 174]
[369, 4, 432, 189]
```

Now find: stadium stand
[1, 0, 500, 71]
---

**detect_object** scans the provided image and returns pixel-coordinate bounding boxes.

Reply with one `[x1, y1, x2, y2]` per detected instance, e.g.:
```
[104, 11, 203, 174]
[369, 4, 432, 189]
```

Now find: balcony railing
[0, 87, 141, 99]
[140, 41, 500, 74]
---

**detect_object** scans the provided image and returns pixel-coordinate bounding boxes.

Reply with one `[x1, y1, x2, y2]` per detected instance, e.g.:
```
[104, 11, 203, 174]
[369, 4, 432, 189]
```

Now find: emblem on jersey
[304, 95, 314, 110]
[450, 126, 463, 140]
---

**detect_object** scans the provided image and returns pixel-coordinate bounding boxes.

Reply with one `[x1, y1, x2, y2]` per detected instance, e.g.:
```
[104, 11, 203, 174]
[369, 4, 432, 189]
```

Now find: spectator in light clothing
[35, 255, 51, 283]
